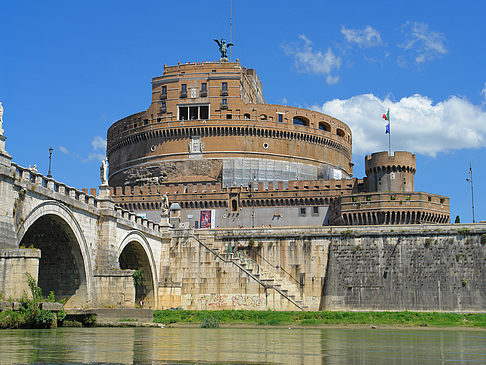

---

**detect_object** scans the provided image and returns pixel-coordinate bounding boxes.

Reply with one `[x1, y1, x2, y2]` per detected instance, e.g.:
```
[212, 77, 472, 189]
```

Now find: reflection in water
[0, 327, 485, 364]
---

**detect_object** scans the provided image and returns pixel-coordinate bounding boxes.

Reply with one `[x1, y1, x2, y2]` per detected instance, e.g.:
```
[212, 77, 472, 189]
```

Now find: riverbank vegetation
[0, 274, 65, 329]
[153, 310, 486, 328]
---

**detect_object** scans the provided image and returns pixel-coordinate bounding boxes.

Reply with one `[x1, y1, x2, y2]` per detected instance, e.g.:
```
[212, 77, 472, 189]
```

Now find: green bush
[133, 268, 143, 287]
[83, 314, 97, 327]
[200, 316, 220, 328]
[34, 310, 56, 329]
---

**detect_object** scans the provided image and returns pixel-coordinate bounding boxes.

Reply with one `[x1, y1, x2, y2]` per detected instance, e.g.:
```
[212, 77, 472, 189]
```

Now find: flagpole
[467, 161, 475, 223]
[388, 119, 391, 155]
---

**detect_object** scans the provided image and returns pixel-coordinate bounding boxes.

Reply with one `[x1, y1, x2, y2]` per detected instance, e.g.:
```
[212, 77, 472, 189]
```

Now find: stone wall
[322, 225, 486, 311]
[0, 248, 40, 300]
[161, 224, 486, 312]
[93, 271, 135, 308]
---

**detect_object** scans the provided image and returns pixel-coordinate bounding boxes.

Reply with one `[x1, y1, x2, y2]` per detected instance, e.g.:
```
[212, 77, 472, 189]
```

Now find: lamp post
[47, 147, 53, 178]
[466, 161, 475, 223]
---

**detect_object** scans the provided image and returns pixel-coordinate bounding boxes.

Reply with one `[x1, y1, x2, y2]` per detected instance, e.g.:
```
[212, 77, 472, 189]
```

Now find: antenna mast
[229, 0, 233, 61]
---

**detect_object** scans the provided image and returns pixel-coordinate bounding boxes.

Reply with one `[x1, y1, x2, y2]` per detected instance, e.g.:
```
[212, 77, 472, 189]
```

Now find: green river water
[0, 327, 485, 364]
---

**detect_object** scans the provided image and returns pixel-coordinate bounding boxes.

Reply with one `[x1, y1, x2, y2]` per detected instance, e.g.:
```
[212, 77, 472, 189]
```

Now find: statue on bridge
[160, 193, 170, 225]
[214, 38, 234, 62]
[100, 157, 108, 186]
[161, 193, 170, 216]
[0, 102, 4, 134]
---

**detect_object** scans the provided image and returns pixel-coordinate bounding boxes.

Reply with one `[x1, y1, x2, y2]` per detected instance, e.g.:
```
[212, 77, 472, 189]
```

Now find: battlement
[365, 151, 416, 175]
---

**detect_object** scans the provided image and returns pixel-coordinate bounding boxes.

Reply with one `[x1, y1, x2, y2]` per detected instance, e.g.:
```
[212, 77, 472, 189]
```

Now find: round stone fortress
[106, 59, 450, 228]
[107, 61, 352, 189]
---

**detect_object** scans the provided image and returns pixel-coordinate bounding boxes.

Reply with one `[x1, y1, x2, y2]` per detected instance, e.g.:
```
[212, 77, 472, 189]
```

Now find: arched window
[336, 128, 345, 137]
[293, 116, 309, 126]
[319, 122, 331, 132]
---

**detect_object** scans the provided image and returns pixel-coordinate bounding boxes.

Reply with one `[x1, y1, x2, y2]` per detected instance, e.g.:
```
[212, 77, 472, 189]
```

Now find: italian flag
[382, 109, 390, 121]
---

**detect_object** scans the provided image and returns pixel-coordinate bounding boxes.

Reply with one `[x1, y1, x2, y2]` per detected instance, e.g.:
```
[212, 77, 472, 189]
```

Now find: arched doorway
[118, 239, 156, 308]
[19, 214, 88, 308]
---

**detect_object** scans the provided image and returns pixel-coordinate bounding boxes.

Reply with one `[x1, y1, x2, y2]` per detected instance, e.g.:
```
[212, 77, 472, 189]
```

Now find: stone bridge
[0, 142, 171, 309]
[1, 134, 485, 313]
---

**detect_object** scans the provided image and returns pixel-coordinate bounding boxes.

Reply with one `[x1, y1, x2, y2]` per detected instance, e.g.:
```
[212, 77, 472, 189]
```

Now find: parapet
[365, 151, 416, 176]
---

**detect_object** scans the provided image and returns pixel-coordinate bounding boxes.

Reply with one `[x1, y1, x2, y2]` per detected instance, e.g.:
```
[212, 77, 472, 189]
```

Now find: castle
[107, 59, 449, 228]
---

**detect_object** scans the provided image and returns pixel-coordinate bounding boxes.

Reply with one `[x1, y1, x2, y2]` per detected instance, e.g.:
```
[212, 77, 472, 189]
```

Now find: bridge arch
[117, 231, 158, 308]
[17, 201, 93, 308]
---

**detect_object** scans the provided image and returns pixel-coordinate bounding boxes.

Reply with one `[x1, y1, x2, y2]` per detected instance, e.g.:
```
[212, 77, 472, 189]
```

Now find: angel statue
[214, 38, 234, 62]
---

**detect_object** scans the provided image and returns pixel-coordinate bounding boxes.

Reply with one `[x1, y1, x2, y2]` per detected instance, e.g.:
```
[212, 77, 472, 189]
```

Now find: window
[178, 104, 209, 120]
[222, 98, 227, 105]
[244, 113, 251, 119]
[200, 83, 207, 97]
[189, 106, 198, 120]
[180, 84, 187, 98]
[226, 114, 232, 119]
[293, 116, 309, 126]
[231, 199, 238, 212]
[336, 128, 345, 137]
[278, 114, 283, 123]
[222, 82, 228, 91]
[319, 122, 331, 131]
[161, 85, 167, 95]
[200, 105, 209, 119]
[312, 206, 319, 216]
[299, 207, 307, 217]
[179, 106, 188, 120]
[160, 100, 166, 113]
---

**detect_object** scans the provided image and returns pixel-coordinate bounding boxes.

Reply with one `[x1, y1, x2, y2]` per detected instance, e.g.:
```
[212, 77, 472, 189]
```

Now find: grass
[153, 310, 486, 328]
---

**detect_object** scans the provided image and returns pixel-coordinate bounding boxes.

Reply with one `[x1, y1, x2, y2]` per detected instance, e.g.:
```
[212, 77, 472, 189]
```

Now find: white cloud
[58, 136, 106, 163]
[341, 25, 382, 48]
[314, 93, 486, 158]
[91, 135, 107, 151]
[282, 35, 341, 84]
[400, 22, 446, 64]
[481, 82, 486, 104]
[59, 146, 70, 155]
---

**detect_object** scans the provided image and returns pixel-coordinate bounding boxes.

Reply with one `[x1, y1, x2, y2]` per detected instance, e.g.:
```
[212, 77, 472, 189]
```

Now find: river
[1, 327, 485, 364]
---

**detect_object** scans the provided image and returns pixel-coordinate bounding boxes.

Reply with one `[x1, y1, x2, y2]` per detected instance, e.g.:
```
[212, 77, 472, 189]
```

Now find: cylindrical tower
[107, 61, 353, 188]
[365, 151, 416, 193]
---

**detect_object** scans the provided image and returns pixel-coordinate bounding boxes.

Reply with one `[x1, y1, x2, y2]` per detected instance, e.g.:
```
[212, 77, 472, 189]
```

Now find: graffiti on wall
[232, 294, 264, 307]
[199, 294, 265, 308]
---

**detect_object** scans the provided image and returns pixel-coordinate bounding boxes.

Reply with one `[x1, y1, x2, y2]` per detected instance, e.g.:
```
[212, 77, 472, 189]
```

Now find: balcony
[159, 93, 167, 100]
[180, 91, 187, 98]
[200, 90, 208, 97]
[220, 89, 228, 96]
[220, 103, 228, 110]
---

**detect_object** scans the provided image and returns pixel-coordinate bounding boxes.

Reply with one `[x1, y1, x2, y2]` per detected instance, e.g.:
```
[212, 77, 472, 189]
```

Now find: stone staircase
[191, 234, 308, 311]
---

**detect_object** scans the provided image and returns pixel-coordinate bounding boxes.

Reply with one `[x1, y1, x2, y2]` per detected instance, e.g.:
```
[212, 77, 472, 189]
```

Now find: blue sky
[1, 0, 484, 222]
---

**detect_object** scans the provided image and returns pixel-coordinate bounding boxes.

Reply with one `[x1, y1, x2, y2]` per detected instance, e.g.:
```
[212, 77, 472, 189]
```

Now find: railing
[12, 162, 99, 209]
[246, 246, 303, 289]
[191, 234, 305, 310]
[114, 205, 163, 233]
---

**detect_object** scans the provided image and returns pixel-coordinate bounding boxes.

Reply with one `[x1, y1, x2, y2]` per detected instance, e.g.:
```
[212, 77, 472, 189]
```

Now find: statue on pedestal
[0, 102, 4, 134]
[160, 193, 170, 225]
[161, 193, 170, 216]
[100, 157, 108, 186]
